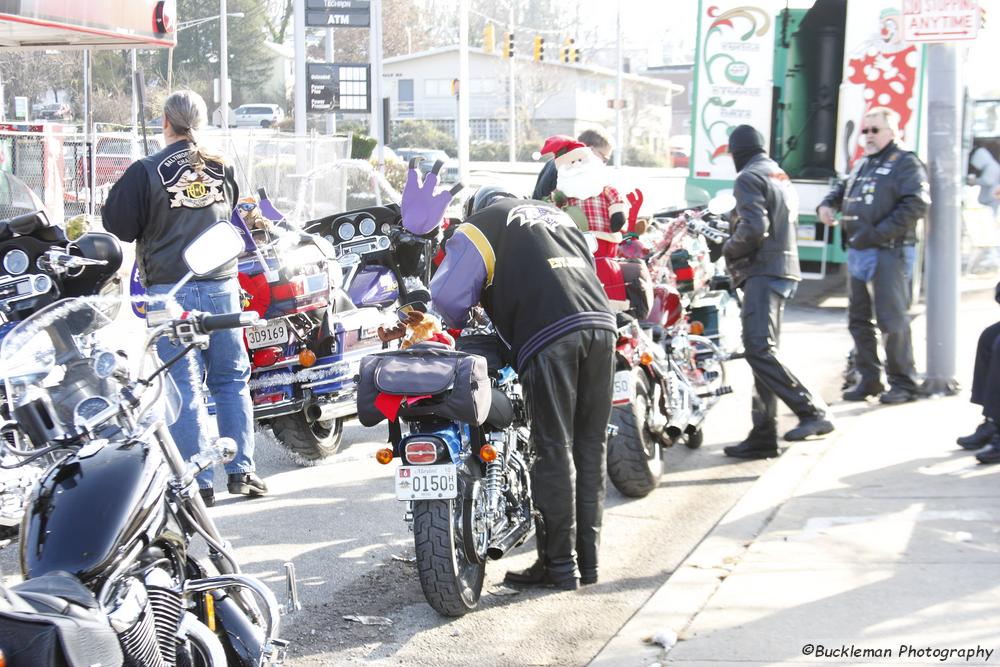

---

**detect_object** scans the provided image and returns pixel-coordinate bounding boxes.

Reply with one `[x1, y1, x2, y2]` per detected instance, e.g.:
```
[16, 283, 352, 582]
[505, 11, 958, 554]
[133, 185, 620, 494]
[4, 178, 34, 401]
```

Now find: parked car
[233, 103, 284, 128]
[75, 134, 163, 188]
[36, 102, 72, 121]
[669, 148, 690, 169]
[394, 147, 459, 183]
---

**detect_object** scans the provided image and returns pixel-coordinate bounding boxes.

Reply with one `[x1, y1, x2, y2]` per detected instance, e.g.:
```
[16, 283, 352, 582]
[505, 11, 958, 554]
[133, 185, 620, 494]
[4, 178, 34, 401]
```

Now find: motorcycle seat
[11, 571, 99, 611]
[485, 388, 514, 430]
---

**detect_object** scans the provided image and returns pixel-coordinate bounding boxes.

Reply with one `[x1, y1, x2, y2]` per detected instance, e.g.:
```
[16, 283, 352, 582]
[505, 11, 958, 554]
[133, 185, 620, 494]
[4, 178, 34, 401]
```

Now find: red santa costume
[541, 135, 630, 310]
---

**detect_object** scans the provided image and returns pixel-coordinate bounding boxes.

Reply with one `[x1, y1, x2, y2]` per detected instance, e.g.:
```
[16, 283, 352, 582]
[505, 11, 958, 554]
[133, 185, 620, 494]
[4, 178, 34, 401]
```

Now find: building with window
[383, 46, 683, 155]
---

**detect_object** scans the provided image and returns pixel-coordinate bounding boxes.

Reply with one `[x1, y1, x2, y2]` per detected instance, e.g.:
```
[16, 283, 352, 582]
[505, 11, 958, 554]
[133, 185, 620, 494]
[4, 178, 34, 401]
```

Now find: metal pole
[458, 0, 470, 182]
[613, 0, 623, 169]
[294, 0, 307, 175]
[370, 0, 385, 170]
[84, 49, 94, 217]
[131, 50, 138, 139]
[507, 3, 515, 163]
[923, 42, 962, 395]
[325, 28, 336, 135]
[167, 47, 173, 90]
[220, 0, 229, 132]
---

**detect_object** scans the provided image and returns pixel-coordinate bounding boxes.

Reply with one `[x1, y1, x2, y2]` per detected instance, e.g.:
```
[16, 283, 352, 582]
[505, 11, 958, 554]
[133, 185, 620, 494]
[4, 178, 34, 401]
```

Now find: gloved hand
[401, 158, 463, 235]
[626, 189, 644, 233]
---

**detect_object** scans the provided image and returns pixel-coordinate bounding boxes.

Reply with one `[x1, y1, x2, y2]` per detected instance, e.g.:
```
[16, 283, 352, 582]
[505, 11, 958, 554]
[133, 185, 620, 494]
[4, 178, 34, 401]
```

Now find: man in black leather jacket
[818, 107, 930, 404]
[722, 125, 834, 459]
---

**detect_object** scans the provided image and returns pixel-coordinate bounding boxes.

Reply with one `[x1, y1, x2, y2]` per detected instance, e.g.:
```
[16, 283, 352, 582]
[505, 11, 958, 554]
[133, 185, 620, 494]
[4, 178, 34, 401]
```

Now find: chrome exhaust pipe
[487, 517, 534, 560]
[305, 400, 354, 423]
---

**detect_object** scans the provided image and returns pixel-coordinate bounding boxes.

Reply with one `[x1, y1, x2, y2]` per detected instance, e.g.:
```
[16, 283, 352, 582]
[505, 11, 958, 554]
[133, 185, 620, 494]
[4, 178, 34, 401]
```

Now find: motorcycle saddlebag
[620, 258, 654, 320]
[357, 342, 490, 426]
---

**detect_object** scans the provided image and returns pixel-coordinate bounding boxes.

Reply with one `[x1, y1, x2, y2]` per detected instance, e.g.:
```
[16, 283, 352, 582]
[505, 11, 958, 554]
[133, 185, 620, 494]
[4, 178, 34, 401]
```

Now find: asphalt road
[0, 299, 850, 667]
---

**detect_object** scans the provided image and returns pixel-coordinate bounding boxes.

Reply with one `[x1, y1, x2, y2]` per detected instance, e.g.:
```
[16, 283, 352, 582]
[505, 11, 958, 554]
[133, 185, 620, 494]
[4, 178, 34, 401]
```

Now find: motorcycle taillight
[404, 440, 438, 465]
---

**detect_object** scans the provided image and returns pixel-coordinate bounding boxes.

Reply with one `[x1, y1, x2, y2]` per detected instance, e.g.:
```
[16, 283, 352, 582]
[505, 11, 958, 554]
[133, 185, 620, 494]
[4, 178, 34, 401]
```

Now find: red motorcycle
[602, 196, 737, 497]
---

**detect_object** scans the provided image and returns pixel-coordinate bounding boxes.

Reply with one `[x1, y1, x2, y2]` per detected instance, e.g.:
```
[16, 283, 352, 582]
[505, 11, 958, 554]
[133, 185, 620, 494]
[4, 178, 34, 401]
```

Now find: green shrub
[517, 139, 543, 163]
[351, 134, 378, 160]
[623, 144, 668, 168]
[470, 141, 508, 161]
[391, 120, 456, 154]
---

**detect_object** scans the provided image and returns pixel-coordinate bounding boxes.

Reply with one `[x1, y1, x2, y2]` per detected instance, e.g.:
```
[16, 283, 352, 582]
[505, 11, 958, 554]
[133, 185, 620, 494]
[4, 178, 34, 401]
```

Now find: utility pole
[458, 0, 470, 182]
[220, 0, 229, 131]
[507, 3, 516, 163]
[325, 28, 336, 135]
[614, 0, 623, 168]
[369, 0, 385, 169]
[294, 0, 306, 138]
[923, 42, 962, 395]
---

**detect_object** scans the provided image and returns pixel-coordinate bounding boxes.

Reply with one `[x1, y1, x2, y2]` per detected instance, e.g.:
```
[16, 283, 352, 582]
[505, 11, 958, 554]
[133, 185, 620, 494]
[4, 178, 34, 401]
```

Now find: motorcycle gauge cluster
[338, 221, 355, 241]
[2, 248, 29, 275]
[92, 350, 119, 379]
[359, 217, 376, 236]
[74, 395, 112, 422]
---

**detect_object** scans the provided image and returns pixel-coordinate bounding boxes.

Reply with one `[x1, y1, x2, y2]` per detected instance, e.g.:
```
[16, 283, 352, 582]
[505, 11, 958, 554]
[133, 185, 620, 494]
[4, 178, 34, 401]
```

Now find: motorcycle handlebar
[200, 312, 261, 332]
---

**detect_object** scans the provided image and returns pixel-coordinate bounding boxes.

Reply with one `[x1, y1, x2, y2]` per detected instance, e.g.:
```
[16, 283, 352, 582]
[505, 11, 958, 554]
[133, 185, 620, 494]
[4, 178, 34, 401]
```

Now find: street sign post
[903, 0, 980, 43]
[307, 63, 371, 113]
[306, 0, 371, 28]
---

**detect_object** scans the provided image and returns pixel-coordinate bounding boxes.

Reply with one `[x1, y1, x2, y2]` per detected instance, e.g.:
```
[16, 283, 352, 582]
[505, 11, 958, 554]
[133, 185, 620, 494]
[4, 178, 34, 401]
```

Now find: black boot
[724, 432, 778, 460]
[783, 415, 835, 442]
[842, 380, 885, 402]
[976, 437, 1000, 464]
[504, 515, 579, 590]
[199, 487, 215, 507]
[227, 472, 268, 497]
[958, 419, 996, 450]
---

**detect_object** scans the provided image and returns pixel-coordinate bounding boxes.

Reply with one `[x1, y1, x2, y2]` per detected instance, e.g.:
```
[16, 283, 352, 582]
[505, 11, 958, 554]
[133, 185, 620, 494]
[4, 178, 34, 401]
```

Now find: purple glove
[401, 158, 463, 235]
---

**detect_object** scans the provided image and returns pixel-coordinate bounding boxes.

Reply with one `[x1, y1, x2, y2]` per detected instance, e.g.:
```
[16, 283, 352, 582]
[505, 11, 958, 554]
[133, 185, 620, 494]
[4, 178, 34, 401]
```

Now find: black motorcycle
[0, 205, 123, 538]
[360, 312, 536, 617]
[0, 222, 295, 666]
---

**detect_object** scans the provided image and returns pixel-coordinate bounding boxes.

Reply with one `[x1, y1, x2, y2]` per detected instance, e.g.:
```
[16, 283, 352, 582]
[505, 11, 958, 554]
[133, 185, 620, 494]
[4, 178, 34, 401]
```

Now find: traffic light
[560, 37, 571, 63]
[483, 23, 495, 55]
[568, 38, 579, 63]
[502, 32, 515, 59]
[533, 34, 545, 62]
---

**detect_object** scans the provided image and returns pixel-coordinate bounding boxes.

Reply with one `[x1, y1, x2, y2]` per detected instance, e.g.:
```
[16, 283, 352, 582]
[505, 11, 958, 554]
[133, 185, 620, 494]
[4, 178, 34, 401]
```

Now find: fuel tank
[20, 441, 169, 582]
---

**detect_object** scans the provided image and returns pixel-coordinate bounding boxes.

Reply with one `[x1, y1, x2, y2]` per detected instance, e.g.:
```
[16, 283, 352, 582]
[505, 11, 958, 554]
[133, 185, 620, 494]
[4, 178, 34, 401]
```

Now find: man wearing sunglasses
[817, 107, 931, 405]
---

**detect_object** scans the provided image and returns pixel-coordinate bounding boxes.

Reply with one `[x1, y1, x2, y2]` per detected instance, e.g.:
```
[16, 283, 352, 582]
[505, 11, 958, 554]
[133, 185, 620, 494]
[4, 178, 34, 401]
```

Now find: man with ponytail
[103, 89, 266, 507]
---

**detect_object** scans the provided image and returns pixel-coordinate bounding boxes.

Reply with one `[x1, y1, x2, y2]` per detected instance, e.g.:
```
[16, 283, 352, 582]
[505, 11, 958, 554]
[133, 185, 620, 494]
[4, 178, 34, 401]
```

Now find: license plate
[395, 465, 457, 501]
[612, 370, 632, 405]
[246, 320, 288, 349]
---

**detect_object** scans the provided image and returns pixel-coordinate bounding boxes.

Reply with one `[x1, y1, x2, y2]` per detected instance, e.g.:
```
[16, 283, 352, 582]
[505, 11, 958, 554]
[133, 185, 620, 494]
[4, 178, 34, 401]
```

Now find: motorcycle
[229, 179, 437, 465]
[0, 221, 295, 666]
[0, 178, 124, 538]
[361, 313, 535, 617]
[603, 196, 737, 497]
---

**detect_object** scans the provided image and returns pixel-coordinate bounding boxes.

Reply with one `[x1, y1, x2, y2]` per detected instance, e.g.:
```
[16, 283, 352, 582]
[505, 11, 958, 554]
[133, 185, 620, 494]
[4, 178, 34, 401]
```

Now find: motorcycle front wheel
[271, 413, 344, 465]
[607, 368, 662, 498]
[412, 496, 486, 617]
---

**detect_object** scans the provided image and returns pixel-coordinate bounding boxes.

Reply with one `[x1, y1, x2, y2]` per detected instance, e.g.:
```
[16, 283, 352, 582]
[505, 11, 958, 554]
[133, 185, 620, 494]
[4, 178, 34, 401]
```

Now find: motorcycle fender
[213, 594, 265, 667]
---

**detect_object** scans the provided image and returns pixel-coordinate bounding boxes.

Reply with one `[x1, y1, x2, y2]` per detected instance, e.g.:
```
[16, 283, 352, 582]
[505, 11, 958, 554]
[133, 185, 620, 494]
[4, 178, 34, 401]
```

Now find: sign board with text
[902, 0, 980, 43]
[307, 63, 371, 113]
[306, 0, 371, 27]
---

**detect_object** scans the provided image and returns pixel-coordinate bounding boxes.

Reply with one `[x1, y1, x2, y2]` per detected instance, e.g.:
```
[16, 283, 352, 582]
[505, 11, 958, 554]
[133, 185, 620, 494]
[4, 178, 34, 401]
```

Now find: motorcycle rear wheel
[607, 369, 662, 498]
[271, 413, 344, 465]
[412, 498, 486, 617]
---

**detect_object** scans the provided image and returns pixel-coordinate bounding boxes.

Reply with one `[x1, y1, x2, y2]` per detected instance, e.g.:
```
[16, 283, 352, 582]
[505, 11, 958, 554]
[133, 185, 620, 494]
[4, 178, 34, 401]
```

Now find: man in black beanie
[721, 124, 834, 458]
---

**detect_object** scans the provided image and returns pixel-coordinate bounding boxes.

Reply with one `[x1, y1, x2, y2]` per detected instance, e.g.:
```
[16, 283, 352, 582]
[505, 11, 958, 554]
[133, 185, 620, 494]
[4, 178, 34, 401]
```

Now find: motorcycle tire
[412, 498, 486, 617]
[607, 368, 662, 498]
[271, 413, 344, 466]
[685, 427, 704, 449]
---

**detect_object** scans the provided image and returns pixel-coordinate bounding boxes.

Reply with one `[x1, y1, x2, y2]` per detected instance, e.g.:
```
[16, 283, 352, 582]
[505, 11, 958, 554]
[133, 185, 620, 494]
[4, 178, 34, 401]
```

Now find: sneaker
[724, 437, 779, 460]
[957, 420, 996, 450]
[199, 487, 215, 507]
[975, 440, 1000, 464]
[878, 387, 918, 405]
[227, 472, 269, 497]
[842, 381, 885, 402]
[783, 416, 835, 442]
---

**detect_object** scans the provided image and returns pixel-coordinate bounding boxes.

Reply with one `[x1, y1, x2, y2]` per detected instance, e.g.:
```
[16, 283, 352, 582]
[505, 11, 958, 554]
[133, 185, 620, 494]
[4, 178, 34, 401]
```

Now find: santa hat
[541, 135, 593, 169]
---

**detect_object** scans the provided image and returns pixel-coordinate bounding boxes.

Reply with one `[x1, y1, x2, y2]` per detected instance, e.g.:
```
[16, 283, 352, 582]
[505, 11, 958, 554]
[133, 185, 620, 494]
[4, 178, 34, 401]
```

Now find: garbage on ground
[642, 628, 678, 650]
[343, 615, 394, 626]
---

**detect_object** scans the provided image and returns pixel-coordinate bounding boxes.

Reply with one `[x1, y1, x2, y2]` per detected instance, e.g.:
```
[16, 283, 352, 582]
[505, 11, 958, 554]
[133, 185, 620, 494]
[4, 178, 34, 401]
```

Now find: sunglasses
[859, 127, 884, 135]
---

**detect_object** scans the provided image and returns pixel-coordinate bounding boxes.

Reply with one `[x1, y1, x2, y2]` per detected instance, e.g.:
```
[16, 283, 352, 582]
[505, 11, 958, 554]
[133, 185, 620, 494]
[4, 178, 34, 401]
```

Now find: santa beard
[559, 161, 608, 200]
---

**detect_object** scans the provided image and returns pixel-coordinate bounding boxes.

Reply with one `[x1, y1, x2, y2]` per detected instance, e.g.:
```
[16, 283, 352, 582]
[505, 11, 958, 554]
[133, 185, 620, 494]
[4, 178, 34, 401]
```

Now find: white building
[382, 46, 684, 154]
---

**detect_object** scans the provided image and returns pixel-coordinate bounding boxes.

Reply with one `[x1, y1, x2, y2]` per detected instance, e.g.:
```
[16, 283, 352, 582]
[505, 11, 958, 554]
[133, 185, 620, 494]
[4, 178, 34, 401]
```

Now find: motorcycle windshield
[287, 159, 401, 223]
[1, 294, 181, 436]
[0, 171, 48, 221]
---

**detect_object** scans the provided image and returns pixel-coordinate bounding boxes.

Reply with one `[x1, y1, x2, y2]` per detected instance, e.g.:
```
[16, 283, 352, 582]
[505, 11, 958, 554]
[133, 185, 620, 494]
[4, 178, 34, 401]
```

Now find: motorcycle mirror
[211, 437, 237, 464]
[396, 301, 428, 323]
[707, 193, 737, 216]
[183, 221, 244, 276]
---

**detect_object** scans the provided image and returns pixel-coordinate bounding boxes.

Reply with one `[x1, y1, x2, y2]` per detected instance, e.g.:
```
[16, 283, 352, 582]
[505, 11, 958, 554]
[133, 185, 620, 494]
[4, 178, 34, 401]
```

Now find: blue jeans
[147, 277, 254, 488]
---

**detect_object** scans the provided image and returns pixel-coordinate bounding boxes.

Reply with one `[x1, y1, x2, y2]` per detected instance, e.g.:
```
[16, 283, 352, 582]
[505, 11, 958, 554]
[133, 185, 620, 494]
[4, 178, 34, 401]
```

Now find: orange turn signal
[479, 444, 498, 462]
[298, 348, 317, 367]
[689, 321, 705, 335]
[375, 448, 394, 464]
[0, 648, 6, 667]
[639, 351, 654, 366]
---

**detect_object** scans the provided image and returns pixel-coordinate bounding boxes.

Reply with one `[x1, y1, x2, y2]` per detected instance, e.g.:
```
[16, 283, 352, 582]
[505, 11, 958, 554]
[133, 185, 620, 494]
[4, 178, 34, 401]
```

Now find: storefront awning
[0, 0, 175, 49]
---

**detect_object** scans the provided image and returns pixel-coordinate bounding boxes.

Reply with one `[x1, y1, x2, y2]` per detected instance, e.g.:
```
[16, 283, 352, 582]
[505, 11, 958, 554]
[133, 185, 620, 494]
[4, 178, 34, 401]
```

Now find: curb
[588, 403, 858, 667]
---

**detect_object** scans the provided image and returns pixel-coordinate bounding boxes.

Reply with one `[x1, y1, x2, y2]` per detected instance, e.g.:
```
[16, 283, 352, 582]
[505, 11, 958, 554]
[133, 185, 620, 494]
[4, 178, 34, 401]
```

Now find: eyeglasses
[860, 127, 884, 135]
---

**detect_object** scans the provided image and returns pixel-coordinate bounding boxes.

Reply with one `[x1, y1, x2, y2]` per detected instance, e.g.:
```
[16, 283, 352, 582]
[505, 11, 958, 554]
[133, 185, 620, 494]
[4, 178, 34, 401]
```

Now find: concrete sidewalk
[591, 289, 1000, 666]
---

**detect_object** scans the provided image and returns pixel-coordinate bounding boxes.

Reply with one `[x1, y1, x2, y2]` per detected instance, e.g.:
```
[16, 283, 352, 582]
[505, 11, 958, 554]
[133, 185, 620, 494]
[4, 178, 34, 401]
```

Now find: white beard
[559, 162, 608, 200]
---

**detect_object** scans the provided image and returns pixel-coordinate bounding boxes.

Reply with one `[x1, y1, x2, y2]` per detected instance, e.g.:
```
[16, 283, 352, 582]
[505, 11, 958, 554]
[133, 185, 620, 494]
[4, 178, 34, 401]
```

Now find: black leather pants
[847, 248, 918, 393]
[741, 276, 824, 437]
[520, 328, 615, 581]
[972, 321, 1000, 421]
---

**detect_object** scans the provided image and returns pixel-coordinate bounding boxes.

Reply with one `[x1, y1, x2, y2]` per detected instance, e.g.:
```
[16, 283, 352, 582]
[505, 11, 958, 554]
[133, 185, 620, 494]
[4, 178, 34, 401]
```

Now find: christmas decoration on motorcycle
[401, 158, 464, 235]
[670, 248, 695, 292]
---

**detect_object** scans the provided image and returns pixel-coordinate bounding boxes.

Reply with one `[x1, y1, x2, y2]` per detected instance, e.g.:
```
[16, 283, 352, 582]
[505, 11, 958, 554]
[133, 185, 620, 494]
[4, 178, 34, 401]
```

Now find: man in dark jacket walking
[429, 194, 617, 589]
[818, 107, 930, 404]
[722, 125, 834, 459]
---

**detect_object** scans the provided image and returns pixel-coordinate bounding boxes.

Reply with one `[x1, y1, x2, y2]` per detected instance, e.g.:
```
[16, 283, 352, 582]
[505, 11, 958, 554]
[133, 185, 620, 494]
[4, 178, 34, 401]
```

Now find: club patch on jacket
[157, 149, 225, 209]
